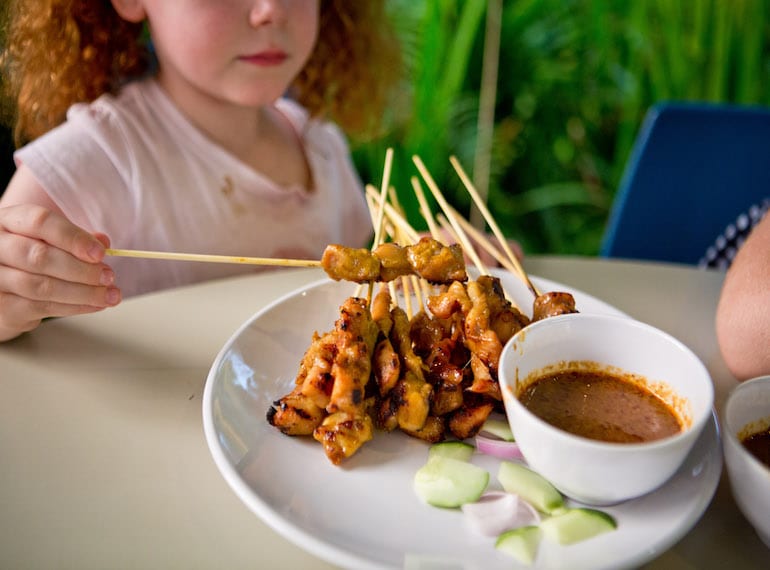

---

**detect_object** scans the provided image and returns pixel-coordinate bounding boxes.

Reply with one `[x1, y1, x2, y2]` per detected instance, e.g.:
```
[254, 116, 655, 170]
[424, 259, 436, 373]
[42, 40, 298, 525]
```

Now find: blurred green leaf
[353, 0, 770, 256]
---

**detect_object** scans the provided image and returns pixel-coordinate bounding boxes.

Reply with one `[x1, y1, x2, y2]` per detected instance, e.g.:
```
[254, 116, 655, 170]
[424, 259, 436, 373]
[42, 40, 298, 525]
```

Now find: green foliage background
[352, 0, 770, 256]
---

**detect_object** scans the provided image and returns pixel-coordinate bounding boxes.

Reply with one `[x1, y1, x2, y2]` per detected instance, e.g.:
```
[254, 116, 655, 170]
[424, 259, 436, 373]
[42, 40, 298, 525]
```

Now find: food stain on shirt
[220, 175, 246, 215]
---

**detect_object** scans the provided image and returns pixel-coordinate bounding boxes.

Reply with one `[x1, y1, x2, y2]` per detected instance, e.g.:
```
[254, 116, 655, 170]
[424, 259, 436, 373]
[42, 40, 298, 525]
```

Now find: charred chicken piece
[430, 381, 465, 416]
[321, 245, 381, 283]
[464, 279, 504, 375]
[327, 340, 373, 415]
[373, 337, 400, 396]
[405, 237, 468, 284]
[371, 289, 401, 396]
[409, 310, 453, 354]
[267, 386, 326, 436]
[400, 415, 446, 443]
[427, 281, 472, 319]
[313, 411, 374, 465]
[372, 243, 412, 282]
[371, 288, 394, 336]
[325, 298, 379, 415]
[268, 297, 379, 464]
[411, 314, 467, 416]
[468, 353, 502, 401]
[427, 276, 530, 402]
[320, 238, 468, 284]
[474, 275, 530, 344]
[532, 291, 578, 322]
[296, 331, 336, 409]
[389, 307, 433, 432]
[448, 397, 496, 440]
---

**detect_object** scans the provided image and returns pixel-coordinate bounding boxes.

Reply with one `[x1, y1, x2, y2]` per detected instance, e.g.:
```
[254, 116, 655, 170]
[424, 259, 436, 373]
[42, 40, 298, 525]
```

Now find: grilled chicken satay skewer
[108, 236, 466, 285]
[448, 158, 581, 319]
[413, 156, 528, 312]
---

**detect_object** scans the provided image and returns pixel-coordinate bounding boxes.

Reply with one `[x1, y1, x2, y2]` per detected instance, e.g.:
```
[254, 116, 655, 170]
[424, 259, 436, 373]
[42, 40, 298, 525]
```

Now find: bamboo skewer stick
[368, 148, 395, 303]
[105, 248, 322, 267]
[389, 185, 428, 314]
[410, 177, 441, 239]
[365, 186, 421, 243]
[372, 149, 395, 249]
[448, 155, 540, 297]
[447, 205, 523, 278]
[390, 184, 426, 317]
[401, 273, 414, 319]
[410, 274, 425, 314]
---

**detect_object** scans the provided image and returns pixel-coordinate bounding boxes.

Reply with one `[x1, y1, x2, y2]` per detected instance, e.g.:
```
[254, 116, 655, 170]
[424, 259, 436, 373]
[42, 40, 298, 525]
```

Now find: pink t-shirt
[15, 78, 372, 297]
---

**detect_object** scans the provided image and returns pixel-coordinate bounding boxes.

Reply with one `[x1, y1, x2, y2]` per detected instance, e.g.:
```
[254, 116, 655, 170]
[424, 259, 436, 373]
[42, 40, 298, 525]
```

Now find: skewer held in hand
[105, 248, 322, 267]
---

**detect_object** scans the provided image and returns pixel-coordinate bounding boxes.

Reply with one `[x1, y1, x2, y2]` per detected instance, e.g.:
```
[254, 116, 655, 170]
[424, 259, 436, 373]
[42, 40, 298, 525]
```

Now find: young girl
[0, 0, 401, 342]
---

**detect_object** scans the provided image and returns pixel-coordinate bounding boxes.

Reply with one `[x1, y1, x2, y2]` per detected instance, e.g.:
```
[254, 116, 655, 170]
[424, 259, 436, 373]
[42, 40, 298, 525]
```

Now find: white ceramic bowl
[498, 312, 714, 506]
[722, 375, 770, 548]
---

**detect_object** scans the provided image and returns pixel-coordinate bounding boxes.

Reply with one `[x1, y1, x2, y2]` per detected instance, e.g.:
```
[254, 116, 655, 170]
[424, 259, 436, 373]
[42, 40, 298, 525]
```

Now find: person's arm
[0, 165, 120, 342]
[715, 212, 770, 380]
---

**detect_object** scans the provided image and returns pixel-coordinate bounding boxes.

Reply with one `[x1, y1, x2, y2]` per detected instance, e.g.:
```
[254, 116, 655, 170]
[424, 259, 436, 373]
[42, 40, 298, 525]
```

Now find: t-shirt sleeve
[13, 102, 138, 244]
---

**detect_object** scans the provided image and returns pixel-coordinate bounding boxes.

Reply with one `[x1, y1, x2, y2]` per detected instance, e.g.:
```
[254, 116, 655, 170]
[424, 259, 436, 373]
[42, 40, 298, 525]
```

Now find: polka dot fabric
[699, 198, 770, 270]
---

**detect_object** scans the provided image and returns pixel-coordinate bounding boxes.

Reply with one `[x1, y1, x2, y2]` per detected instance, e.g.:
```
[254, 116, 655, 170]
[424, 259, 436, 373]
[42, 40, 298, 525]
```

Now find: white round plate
[202, 270, 722, 570]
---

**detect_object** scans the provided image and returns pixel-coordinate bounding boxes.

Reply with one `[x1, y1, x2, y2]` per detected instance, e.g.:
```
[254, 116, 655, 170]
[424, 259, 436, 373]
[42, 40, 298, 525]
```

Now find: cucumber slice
[540, 508, 617, 545]
[497, 461, 565, 514]
[480, 418, 515, 441]
[414, 456, 489, 508]
[428, 441, 475, 461]
[495, 525, 542, 565]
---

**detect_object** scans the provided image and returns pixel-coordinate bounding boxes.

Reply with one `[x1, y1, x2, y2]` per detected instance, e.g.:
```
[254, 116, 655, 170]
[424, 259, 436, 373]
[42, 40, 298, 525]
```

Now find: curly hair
[1, 0, 401, 146]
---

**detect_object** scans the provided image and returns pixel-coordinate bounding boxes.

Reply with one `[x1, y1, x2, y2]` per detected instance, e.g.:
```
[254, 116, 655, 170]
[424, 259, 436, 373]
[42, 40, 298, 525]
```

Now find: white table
[0, 256, 767, 569]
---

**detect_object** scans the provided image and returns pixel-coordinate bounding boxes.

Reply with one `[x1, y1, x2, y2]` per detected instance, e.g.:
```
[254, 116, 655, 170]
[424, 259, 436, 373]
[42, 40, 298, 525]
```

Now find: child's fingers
[0, 231, 113, 286]
[93, 232, 111, 248]
[0, 291, 109, 335]
[0, 265, 121, 308]
[0, 204, 106, 263]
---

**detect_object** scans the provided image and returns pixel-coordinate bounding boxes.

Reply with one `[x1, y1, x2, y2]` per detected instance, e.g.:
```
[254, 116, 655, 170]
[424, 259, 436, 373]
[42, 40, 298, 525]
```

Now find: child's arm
[716, 212, 770, 380]
[0, 165, 121, 341]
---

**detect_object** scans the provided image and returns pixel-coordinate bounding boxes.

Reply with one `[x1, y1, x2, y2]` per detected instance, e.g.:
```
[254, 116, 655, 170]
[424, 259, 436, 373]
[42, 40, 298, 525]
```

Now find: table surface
[1, 255, 768, 569]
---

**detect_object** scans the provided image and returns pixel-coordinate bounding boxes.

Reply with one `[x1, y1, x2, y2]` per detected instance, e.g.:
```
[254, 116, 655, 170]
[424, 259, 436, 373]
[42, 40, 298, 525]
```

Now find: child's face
[132, 0, 320, 109]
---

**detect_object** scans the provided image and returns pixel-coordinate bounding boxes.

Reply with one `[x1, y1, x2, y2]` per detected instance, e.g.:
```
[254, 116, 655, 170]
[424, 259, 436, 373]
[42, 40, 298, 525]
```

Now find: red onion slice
[461, 491, 541, 537]
[475, 433, 525, 461]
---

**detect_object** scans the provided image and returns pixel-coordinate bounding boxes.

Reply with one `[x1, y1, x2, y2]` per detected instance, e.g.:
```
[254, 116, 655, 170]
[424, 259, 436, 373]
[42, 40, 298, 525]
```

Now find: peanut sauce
[740, 427, 770, 468]
[518, 369, 682, 443]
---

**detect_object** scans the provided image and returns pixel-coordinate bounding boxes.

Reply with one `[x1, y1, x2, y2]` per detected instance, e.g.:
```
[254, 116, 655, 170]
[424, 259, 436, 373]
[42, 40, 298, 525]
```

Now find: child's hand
[0, 204, 121, 341]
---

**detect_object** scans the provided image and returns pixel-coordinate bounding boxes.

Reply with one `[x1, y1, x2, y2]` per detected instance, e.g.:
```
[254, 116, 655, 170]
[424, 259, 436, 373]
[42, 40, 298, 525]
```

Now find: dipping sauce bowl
[498, 313, 714, 506]
[722, 375, 770, 548]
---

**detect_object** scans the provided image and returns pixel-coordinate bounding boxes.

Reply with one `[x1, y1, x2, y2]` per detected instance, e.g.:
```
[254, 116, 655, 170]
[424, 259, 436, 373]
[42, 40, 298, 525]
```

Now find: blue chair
[600, 102, 770, 265]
